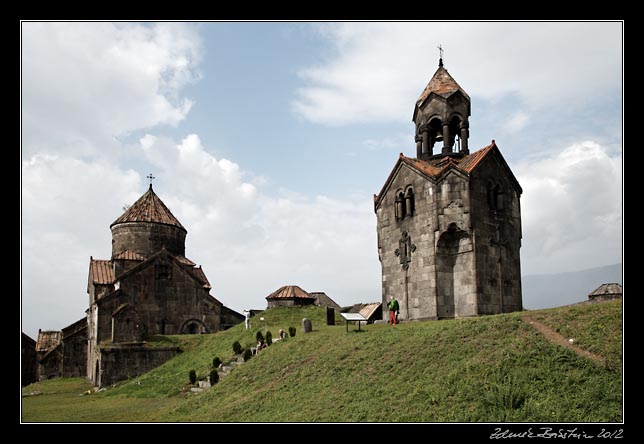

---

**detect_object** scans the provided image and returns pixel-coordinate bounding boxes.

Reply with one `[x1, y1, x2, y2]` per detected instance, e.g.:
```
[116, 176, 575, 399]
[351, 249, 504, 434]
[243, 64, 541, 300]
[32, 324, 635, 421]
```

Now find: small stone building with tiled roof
[266, 285, 317, 308]
[588, 283, 622, 301]
[375, 58, 523, 322]
[80, 184, 229, 386]
[36, 330, 62, 381]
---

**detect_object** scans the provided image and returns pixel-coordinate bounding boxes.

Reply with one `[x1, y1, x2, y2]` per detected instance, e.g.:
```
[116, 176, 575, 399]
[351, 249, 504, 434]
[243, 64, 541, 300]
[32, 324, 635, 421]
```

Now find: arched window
[395, 191, 406, 221]
[495, 185, 504, 211]
[487, 181, 496, 210]
[487, 181, 504, 211]
[405, 187, 415, 217]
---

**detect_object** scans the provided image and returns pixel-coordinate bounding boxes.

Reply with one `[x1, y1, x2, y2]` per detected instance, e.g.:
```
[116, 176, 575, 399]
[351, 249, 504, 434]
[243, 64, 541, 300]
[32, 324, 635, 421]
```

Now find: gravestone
[326, 307, 335, 325]
[302, 318, 312, 333]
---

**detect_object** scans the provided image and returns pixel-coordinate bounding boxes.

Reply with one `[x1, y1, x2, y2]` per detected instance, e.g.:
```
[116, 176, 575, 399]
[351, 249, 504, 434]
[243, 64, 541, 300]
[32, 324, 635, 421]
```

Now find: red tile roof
[402, 142, 495, 176]
[36, 330, 62, 352]
[374, 142, 499, 209]
[113, 250, 145, 261]
[266, 285, 315, 300]
[416, 66, 470, 106]
[111, 185, 185, 231]
[90, 259, 115, 285]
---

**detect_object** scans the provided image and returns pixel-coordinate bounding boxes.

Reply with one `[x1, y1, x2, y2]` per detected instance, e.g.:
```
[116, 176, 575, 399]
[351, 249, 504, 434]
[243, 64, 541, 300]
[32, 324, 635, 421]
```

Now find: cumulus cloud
[21, 130, 379, 338]
[516, 141, 622, 275]
[22, 154, 142, 332]
[293, 22, 622, 125]
[21, 22, 201, 158]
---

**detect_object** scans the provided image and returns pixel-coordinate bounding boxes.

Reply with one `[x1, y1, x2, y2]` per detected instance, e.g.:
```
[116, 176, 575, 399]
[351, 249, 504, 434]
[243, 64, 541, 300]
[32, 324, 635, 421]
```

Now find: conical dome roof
[111, 185, 185, 232]
[416, 65, 470, 107]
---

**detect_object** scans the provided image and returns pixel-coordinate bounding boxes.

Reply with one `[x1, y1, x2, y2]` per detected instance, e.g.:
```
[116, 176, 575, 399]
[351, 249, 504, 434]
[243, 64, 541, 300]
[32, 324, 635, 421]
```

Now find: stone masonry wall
[377, 164, 436, 321]
[469, 153, 523, 314]
[111, 222, 186, 258]
[98, 345, 180, 387]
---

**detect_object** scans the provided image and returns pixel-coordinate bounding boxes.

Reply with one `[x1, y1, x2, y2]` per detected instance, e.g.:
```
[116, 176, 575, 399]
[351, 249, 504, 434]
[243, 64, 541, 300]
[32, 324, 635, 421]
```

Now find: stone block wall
[111, 222, 186, 258]
[469, 154, 523, 314]
[98, 345, 180, 387]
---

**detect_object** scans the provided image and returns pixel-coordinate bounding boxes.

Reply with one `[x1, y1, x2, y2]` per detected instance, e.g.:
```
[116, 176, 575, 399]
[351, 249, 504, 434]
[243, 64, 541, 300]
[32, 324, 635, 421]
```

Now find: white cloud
[516, 141, 622, 275]
[21, 22, 201, 158]
[21, 131, 380, 338]
[21, 154, 142, 334]
[293, 22, 622, 125]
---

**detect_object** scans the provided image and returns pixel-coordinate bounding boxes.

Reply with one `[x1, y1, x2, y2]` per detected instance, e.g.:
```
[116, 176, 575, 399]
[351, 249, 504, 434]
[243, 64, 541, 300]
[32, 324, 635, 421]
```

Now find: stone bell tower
[413, 55, 471, 160]
[375, 53, 523, 321]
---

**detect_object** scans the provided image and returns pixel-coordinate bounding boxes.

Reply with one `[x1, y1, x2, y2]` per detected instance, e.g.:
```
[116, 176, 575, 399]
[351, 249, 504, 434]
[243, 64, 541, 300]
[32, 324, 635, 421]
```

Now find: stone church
[84, 184, 237, 386]
[375, 58, 523, 321]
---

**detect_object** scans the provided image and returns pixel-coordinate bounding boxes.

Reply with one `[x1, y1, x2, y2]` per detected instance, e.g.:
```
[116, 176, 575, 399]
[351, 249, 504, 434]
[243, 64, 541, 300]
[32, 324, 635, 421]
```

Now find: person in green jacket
[388, 296, 399, 325]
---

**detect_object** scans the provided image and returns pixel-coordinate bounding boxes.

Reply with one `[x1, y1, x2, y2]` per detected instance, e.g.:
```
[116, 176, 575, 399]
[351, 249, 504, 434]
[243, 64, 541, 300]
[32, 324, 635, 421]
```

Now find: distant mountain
[522, 263, 622, 309]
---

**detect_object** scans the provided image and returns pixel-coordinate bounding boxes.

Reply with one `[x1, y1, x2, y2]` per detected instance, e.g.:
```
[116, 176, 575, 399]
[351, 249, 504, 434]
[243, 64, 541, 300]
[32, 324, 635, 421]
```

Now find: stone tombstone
[302, 318, 312, 333]
[326, 307, 335, 325]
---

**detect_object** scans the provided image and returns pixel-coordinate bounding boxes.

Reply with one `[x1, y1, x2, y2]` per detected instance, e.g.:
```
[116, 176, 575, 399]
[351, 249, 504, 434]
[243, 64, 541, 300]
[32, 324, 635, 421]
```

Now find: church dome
[110, 185, 187, 259]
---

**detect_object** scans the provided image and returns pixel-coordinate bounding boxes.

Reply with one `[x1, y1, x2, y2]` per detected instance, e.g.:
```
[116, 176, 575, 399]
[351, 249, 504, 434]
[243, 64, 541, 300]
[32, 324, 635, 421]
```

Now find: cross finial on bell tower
[147, 173, 155, 189]
[437, 44, 444, 67]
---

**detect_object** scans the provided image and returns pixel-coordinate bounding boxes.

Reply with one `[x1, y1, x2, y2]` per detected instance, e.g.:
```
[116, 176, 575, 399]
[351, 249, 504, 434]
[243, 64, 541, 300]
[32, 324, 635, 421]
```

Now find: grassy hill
[22, 301, 622, 422]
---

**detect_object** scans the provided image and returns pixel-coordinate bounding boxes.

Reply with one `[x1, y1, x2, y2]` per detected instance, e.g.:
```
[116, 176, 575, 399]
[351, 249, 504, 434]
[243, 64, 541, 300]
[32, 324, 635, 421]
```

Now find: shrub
[232, 340, 242, 355]
[243, 348, 252, 362]
[189, 369, 197, 385]
[209, 369, 219, 385]
[212, 356, 222, 368]
[289, 326, 296, 338]
[256, 331, 264, 342]
[265, 330, 272, 345]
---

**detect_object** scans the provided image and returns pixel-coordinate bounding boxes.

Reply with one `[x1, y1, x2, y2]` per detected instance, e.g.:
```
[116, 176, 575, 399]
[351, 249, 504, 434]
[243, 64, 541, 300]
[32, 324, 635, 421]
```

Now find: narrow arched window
[405, 188, 415, 217]
[395, 191, 406, 221]
[495, 185, 504, 211]
[487, 182, 496, 210]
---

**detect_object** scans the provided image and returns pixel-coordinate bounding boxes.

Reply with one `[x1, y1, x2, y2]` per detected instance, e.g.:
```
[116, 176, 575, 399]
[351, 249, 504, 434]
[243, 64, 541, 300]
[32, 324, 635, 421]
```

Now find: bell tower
[412, 50, 471, 160]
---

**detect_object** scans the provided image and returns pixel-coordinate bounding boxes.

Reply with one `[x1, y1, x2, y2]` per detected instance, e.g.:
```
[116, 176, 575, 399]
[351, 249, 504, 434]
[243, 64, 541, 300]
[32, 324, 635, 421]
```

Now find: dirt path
[520, 314, 605, 367]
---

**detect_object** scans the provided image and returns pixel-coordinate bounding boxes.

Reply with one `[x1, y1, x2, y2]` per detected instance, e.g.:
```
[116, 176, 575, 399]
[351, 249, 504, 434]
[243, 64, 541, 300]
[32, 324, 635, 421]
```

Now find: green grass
[530, 300, 623, 371]
[22, 302, 622, 422]
[20, 378, 179, 422]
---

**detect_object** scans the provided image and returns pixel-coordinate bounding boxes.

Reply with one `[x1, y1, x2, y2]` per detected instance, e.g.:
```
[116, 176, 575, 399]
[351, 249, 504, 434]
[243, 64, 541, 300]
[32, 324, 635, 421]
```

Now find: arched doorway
[436, 223, 475, 318]
[180, 319, 208, 335]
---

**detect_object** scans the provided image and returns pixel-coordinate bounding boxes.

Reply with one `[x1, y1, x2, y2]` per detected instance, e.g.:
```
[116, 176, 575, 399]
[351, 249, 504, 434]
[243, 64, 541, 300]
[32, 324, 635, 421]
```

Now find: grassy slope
[22, 302, 622, 423]
[531, 300, 622, 370]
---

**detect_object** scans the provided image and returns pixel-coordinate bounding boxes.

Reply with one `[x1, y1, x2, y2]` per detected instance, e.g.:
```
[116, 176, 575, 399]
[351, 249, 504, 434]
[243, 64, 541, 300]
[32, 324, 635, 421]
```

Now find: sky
[21, 21, 623, 339]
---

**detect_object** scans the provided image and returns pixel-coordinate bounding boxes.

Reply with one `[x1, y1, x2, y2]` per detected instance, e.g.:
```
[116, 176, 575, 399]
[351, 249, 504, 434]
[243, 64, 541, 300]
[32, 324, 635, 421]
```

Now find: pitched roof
[36, 330, 62, 352]
[342, 302, 382, 321]
[588, 283, 622, 297]
[188, 266, 211, 289]
[89, 259, 115, 285]
[62, 318, 87, 338]
[113, 250, 145, 261]
[111, 185, 185, 231]
[401, 142, 495, 177]
[309, 291, 342, 310]
[266, 285, 316, 300]
[176, 256, 196, 267]
[22, 332, 36, 347]
[374, 141, 523, 209]
[416, 65, 470, 107]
